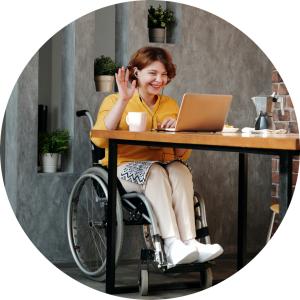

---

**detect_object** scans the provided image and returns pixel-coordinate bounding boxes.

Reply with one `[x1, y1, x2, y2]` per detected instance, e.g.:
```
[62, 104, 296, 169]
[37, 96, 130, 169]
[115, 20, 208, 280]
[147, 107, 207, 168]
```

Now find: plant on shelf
[38, 129, 70, 173]
[94, 55, 118, 92]
[148, 4, 175, 43]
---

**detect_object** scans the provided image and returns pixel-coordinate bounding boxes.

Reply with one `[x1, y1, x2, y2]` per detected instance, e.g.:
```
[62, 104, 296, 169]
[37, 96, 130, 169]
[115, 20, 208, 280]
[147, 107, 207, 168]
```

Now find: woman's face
[136, 61, 168, 97]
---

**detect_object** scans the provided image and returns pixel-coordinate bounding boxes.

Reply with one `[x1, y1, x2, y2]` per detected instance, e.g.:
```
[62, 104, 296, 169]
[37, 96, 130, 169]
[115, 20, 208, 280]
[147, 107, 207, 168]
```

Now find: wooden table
[91, 130, 300, 294]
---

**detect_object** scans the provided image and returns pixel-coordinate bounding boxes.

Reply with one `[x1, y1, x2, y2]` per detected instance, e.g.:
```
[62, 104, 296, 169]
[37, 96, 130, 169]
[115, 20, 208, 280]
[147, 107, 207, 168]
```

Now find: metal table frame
[105, 138, 298, 294]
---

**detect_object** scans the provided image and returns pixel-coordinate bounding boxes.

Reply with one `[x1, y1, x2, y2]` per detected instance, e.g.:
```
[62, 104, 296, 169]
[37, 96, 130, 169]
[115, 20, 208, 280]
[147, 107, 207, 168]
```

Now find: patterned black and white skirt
[119, 160, 192, 186]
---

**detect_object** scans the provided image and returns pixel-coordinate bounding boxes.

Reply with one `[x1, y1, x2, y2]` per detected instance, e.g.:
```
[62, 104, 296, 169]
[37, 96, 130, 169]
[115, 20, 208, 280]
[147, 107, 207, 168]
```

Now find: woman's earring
[134, 72, 138, 78]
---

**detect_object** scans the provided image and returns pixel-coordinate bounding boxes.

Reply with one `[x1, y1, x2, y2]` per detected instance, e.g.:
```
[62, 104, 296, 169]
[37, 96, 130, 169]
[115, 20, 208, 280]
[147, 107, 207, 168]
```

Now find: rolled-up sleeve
[90, 94, 118, 148]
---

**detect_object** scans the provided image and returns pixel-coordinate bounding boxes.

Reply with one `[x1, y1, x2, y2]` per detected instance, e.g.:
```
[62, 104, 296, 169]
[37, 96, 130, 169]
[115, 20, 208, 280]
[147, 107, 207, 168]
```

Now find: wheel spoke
[83, 180, 91, 223]
[90, 227, 104, 264]
[92, 224, 107, 250]
[67, 170, 123, 278]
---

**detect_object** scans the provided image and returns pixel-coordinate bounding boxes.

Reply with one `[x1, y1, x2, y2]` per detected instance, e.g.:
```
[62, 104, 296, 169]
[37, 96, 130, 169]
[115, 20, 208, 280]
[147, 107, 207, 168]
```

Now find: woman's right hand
[104, 67, 136, 130]
[115, 66, 137, 102]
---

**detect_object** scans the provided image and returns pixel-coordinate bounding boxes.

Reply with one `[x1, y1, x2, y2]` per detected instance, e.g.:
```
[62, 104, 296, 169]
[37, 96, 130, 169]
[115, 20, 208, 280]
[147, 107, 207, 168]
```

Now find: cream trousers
[117, 161, 196, 241]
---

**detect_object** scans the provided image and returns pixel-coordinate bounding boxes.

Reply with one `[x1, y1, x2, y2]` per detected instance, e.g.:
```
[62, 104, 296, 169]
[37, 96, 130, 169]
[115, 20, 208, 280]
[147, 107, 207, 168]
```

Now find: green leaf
[94, 55, 119, 76]
[147, 4, 175, 28]
[38, 129, 70, 154]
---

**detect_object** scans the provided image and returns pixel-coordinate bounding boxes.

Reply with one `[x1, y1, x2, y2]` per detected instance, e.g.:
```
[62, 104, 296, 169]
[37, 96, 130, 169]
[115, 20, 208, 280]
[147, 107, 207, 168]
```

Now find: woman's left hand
[160, 117, 177, 129]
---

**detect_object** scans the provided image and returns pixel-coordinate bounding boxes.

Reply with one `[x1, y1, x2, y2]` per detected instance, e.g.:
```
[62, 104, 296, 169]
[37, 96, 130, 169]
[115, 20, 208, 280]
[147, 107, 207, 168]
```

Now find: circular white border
[0, 1, 299, 299]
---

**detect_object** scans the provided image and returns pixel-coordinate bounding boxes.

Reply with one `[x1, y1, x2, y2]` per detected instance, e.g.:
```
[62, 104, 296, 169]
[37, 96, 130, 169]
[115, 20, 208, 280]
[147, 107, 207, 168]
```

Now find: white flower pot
[42, 153, 59, 173]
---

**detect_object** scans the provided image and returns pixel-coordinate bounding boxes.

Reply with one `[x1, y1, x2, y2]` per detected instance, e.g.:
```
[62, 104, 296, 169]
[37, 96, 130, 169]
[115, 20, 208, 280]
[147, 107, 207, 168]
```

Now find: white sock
[164, 237, 177, 248]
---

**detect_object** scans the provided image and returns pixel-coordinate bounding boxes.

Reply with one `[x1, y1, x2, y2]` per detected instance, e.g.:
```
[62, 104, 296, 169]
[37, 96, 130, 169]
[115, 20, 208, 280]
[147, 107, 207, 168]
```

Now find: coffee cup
[126, 112, 147, 132]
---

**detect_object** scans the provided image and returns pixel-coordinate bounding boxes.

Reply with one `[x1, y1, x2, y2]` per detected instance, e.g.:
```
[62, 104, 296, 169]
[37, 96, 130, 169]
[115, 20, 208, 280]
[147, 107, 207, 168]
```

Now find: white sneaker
[185, 240, 224, 263]
[164, 239, 198, 265]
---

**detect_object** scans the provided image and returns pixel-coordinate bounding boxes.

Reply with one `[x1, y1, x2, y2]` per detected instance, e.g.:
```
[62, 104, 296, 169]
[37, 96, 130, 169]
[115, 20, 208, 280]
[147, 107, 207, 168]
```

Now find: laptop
[159, 93, 232, 132]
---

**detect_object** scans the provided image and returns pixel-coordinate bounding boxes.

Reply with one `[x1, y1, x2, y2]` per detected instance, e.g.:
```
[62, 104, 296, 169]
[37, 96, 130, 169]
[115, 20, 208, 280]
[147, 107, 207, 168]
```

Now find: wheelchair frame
[67, 110, 215, 295]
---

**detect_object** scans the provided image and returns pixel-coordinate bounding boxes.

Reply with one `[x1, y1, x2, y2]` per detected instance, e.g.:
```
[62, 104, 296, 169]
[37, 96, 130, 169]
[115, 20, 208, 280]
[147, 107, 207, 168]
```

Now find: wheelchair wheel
[67, 167, 124, 281]
[200, 267, 213, 289]
[139, 268, 149, 296]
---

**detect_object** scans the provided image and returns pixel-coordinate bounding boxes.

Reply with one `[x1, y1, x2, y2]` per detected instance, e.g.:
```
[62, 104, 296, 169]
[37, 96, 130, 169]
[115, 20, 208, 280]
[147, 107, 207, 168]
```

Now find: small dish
[222, 127, 239, 133]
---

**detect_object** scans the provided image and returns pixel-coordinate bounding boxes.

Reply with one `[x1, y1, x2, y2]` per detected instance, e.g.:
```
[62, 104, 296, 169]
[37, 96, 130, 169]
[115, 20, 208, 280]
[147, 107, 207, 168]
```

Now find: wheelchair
[67, 110, 215, 295]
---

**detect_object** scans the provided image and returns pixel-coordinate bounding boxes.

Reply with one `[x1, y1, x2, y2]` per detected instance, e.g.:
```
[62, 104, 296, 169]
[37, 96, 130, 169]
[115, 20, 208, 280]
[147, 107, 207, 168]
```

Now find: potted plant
[148, 5, 175, 43]
[39, 129, 70, 173]
[94, 55, 118, 92]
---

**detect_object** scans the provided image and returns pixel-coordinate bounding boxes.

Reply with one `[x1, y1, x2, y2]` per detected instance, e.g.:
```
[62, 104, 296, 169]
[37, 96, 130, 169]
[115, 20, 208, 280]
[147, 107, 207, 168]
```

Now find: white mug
[126, 112, 147, 132]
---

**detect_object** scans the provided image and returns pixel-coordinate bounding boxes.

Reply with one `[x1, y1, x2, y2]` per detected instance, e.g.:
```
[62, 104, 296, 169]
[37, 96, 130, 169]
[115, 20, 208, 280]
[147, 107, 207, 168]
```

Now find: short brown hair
[127, 46, 176, 84]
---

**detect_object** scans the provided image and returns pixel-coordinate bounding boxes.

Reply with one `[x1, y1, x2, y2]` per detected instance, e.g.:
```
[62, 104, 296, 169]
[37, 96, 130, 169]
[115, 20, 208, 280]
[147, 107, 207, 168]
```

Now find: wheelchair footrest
[161, 261, 214, 273]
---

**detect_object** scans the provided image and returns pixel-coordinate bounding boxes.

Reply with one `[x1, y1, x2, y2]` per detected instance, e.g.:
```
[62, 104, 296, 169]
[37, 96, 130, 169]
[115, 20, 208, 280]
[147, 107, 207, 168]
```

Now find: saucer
[222, 127, 239, 133]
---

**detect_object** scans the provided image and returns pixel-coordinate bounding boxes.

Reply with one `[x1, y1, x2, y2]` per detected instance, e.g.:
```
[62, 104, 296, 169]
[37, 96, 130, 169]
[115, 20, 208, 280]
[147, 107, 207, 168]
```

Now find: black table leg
[279, 152, 292, 220]
[237, 153, 248, 270]
[106, 140, 118, 294]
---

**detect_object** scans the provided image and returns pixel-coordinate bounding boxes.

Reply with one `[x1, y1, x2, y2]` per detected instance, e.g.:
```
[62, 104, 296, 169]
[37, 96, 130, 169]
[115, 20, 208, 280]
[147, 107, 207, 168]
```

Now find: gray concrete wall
[95, 6, 115, 60]
[2, 2, 273, 265]
[3, 13, 100, 264]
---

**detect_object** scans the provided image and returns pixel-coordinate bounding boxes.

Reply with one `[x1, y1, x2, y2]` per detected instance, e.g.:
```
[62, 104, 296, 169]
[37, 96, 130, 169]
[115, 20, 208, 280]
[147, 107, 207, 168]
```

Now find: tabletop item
[160, 93, 232, 132]
[126, 112, 147, 132]
[251, 92, 284, 130]
[222, 127, 239, 133]
[241, 127, 287, 134]
[254, 111, 268, 130]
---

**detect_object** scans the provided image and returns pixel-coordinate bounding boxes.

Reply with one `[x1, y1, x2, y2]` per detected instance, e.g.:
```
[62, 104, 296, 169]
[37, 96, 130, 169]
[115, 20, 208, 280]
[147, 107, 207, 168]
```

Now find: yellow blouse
[91, 91, 192, 166]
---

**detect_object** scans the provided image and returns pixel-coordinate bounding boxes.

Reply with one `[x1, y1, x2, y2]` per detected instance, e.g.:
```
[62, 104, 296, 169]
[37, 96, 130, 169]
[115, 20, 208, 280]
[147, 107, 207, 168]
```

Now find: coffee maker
[251, 92, 284, 130]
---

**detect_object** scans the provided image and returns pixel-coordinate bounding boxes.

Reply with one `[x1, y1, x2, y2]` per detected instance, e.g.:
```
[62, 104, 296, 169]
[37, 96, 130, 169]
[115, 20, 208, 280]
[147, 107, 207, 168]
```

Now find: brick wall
[271, 69, 299, 204]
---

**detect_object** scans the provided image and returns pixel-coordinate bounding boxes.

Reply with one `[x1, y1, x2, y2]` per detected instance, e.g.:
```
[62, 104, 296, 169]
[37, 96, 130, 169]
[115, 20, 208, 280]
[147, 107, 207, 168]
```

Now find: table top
[91, 130, 300, 151]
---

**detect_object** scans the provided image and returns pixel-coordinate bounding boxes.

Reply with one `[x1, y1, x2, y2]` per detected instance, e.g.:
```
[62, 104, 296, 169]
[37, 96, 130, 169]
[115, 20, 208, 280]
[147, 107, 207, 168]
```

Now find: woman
[91, 46, 223, 265]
